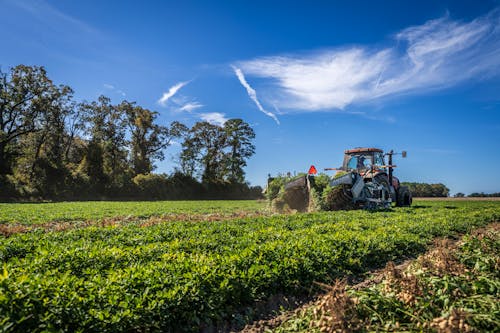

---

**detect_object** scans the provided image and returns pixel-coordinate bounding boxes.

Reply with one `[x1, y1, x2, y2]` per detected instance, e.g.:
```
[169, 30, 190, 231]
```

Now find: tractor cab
[342, 148, 385, 173]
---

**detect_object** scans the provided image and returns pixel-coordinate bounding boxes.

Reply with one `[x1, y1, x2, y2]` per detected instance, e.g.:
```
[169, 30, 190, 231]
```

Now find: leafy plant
[0, 201, 498, 331]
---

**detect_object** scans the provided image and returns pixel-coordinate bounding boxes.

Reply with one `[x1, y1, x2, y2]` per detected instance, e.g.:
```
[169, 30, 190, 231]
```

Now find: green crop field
[0, 200, 499, 332]
[0, 200, 267, 225]
[273, 223, 499, 332]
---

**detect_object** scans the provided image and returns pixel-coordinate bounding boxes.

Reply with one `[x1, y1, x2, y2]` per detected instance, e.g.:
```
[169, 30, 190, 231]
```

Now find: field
[271, 223, 499, 332]
[0, 200, 267, 225]
[0, 200, 499, 332]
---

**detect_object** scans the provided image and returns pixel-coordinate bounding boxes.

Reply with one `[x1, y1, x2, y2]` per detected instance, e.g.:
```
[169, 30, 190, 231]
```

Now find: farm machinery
[272, 147, 412, 211]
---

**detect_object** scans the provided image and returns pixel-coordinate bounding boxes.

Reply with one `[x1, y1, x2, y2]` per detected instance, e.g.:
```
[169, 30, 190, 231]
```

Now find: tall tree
[80, 96, 129, 191]
[180, 121, 227, 183]
[179, 119, 256, 184]
[223, 119, 255, 183]
[0, 65, 62, 176]
[119, 101, 187, 175]
[14, 84, 75, 196]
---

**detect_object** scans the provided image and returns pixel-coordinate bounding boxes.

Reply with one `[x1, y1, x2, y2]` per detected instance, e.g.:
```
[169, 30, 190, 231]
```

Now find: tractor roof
[344, 147, 383, 154]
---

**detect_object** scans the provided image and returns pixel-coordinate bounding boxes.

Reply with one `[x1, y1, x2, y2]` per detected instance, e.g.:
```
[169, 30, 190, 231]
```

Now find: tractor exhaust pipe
[388, 150, 394, 187]
[387, 150, 407, 187]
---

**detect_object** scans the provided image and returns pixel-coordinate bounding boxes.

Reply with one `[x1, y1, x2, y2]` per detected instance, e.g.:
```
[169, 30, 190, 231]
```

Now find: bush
[132, 173, 170, 199]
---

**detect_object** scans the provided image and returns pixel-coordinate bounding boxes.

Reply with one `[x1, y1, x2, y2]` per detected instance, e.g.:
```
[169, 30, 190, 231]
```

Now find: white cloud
[199, 112, 228, 126]
[103, 83, 126, 97]
[179, 102, 204, 112]
[235, 9, 500, 113]
[232, 65, 280, 124]
[158, 81, 190, 106]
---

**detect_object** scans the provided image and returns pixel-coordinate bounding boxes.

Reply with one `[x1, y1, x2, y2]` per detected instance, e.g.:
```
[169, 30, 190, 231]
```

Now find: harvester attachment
[280, 175, 312, 212]
[277, 172, 358, 212]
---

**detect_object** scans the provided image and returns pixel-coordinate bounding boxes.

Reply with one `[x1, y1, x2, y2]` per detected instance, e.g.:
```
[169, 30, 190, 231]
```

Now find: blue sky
[1, 0, 500, 194]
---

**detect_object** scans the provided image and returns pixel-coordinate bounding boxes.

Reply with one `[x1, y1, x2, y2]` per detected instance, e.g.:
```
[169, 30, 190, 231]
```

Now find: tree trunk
[0, 142, 9, 176]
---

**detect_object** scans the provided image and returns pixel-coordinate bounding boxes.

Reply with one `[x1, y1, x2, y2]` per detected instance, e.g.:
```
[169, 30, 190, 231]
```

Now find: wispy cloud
[232, 65, 280, 125]
[199, 112, 228, 126]
[5, 0, 98, 34]
[103, 83, 126, 97]
[235, 9, 500, 113]
[158, 81, 190, 106]
[2, 0, 107, 64]
[179, 102, 204, 112]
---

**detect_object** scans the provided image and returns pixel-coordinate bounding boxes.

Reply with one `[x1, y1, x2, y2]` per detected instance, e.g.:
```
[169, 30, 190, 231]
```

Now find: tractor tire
[373, 174, 391, 196]
[323, 185, 357, 211]
[396, 186, 412, 207]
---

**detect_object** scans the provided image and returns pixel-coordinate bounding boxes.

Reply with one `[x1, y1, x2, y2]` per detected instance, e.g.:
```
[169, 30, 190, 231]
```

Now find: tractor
[279, 147, 412, 211]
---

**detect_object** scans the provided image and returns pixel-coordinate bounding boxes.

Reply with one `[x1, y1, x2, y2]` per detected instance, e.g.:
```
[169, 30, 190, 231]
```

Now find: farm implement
[271, 147, 412, 211]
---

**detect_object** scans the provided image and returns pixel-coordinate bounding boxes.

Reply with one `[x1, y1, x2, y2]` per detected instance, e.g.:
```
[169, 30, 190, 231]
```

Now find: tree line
[0, 65, 262, 201]
[400, 182, 450, 197]
[457, 192, 500, 198]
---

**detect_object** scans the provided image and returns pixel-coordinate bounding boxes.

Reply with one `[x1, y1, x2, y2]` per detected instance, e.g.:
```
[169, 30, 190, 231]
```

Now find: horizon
[1, 0, 500, 194]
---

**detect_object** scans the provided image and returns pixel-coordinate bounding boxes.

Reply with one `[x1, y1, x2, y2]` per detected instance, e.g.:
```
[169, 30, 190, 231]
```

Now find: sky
[1, 0, 500, 194]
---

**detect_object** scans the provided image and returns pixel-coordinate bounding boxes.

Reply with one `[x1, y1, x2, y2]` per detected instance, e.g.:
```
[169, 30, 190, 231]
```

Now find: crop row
[274, 222, 499, 332]
[0, 200, 266, 225]
[0, 201, 499, 331]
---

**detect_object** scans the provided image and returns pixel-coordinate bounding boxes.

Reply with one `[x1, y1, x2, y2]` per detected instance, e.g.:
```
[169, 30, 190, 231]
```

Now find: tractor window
[347, 156, 358, 170]
[347, 154, 372, 170]
[374, 153, 385, 166]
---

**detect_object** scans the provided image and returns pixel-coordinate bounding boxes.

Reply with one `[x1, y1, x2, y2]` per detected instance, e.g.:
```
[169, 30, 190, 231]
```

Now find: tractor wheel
[373, 174, 391, 201]
[323, 185, 357, 211]
[396, 186, 412, 207]
[373, 174, 390, 188]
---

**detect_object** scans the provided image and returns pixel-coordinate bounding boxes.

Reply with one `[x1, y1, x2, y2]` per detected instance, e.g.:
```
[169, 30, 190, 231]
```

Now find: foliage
[401, 182, 450, 197]
[223, 119, 256, 183]
[274, 222, 499, 332]
[468, 192, 500, 197]
[0, 65, 257, 201]
[120, 101, 186, 175]
[0, 65, 71, 176]
[179, 119, 255, 183]
[0, 200, 267, 225]
[0, 201, 499, 331]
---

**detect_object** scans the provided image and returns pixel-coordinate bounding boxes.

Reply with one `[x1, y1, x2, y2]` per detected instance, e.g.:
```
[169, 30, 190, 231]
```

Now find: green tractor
[277, 147, 412, 211]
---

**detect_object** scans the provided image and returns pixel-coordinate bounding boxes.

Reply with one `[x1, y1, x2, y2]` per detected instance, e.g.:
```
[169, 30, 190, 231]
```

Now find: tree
[401, 182, 449, 197]
[119, 101, 187, 175]
[80, 96, 129, 192]
[223, 119, 255, 183]
[180, 121, 227, 183]
[0, 65, 63, 176]
[179, 119, 256, 184]
[14, 84, 76, 197]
